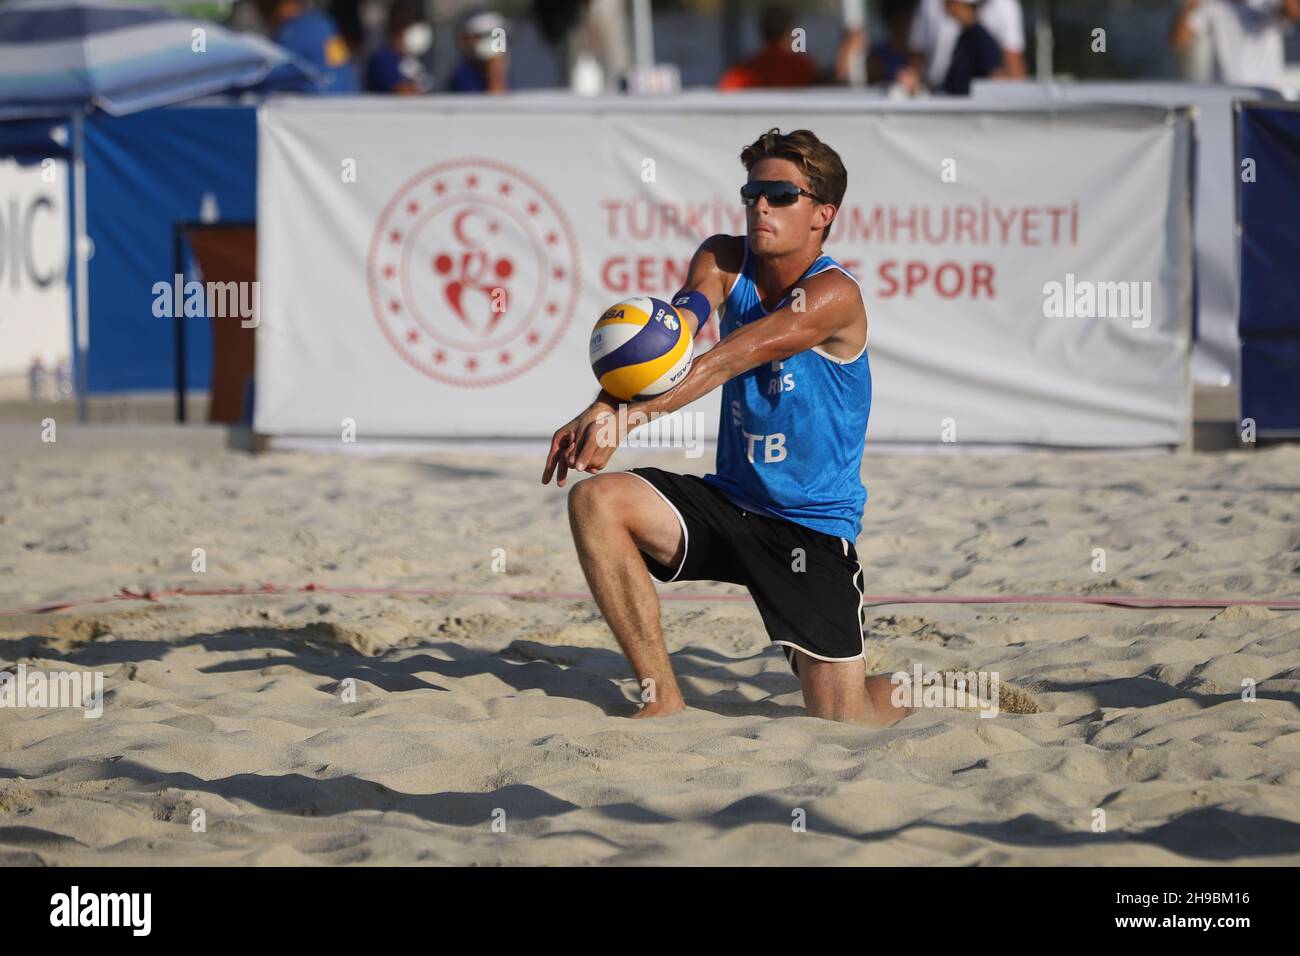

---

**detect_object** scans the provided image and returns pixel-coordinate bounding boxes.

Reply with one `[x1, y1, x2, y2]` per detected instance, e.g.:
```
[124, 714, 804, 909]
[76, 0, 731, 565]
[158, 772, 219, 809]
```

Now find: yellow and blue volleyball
[589, 296, 693, 401]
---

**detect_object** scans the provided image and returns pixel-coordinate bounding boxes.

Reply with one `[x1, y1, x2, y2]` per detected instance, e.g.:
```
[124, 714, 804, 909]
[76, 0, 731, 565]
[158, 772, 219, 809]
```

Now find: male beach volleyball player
[542, 128, 909, 727]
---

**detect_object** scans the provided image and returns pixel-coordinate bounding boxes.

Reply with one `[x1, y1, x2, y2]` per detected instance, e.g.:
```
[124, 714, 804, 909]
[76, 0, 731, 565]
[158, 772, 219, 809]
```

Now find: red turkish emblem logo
[366, 158, 580, 386]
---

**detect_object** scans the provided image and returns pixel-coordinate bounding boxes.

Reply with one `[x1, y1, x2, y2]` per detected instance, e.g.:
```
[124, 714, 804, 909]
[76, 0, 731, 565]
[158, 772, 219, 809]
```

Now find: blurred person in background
[908, 0, 1024, 91]
[366, 0, 434, 93]
[256, 0, 360, 92]
[835, 0, 921, 92]
[533, 0, 633, 93]
[447, 9, 510, 93]
[940, 0, 1004, 94]
[328, 0, 365, 60]
[718, 1, 819, 90]
[1170, 0, 1300, 87]
[871, 0, 921, 86]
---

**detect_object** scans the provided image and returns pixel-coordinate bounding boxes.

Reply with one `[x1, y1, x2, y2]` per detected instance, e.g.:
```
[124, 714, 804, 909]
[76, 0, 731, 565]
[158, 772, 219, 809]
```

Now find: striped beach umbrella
[0, 0, 318, 420]
[0, 0, 318, 120]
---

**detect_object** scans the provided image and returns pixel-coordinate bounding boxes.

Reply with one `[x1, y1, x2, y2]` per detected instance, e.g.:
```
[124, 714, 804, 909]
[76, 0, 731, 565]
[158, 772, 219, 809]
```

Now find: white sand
[1, 438, 1298, 865]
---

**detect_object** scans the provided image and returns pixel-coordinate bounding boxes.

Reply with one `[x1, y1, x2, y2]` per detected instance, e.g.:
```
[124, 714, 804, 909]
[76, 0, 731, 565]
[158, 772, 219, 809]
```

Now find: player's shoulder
[805, 260, 868, 317]
[808, 259, 860, 291]
[695, 234, 746, 273]
[684, 235, 746, 301]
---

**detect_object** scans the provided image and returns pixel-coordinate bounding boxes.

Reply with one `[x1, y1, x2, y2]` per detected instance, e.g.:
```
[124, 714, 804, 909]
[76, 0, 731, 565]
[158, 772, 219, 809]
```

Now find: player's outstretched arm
[569, 270, 862, 473]
[545, 234, 732, 481]
[642, 270, 860, 417]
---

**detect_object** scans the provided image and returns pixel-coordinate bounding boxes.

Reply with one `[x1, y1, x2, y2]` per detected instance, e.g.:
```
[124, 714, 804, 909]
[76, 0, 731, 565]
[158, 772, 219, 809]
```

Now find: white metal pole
[72, 113, 90, 423]
[631, 0, 653, 71]
[842, 0, 866, 88]
[1034, 0, 1053, 81]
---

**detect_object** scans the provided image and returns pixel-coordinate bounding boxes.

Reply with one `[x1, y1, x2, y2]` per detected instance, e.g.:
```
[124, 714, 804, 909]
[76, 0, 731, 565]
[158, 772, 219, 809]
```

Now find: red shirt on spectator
[719, 43, 819, 89]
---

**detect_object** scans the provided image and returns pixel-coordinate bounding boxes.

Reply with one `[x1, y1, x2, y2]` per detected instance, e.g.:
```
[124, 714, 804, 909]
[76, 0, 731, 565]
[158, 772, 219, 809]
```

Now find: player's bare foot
[862, 674, 914, 727]
[632, 695, 687, 718]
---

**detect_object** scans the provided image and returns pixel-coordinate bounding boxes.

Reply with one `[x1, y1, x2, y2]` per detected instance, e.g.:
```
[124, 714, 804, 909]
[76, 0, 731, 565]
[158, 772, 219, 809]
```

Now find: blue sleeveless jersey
[703, 238, 871, 541]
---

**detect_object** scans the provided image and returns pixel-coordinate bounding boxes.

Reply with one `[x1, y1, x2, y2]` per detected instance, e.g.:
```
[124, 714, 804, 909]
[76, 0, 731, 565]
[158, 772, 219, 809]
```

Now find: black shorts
[625, 467, 866, 677]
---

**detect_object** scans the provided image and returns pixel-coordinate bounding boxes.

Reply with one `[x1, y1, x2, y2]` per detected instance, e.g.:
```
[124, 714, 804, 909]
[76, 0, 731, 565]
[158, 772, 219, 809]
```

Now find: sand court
[1, 440, 1298, 865]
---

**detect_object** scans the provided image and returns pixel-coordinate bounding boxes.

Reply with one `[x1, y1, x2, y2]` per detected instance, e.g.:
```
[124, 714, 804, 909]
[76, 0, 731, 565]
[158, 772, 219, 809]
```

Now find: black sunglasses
[740, 180, 823, 207]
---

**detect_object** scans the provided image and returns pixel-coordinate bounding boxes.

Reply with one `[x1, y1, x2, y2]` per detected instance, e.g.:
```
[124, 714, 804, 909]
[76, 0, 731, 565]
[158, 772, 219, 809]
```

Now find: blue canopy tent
[85, 103, 258, 403]
[0, 0, 317, 419]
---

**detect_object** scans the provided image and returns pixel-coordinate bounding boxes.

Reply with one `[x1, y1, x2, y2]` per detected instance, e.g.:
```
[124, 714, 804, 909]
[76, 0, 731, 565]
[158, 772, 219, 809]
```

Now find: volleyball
[588, 296, 694, 401]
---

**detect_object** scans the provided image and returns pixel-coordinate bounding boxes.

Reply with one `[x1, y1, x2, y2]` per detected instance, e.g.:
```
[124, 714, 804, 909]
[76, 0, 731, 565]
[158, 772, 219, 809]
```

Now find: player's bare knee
[566, 476, 596, 524]
[567, 474, 623, 527]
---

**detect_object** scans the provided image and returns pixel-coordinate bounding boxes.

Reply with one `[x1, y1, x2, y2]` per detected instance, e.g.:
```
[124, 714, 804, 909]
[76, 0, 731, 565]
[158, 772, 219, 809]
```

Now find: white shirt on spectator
[909, 0, 1026, 89]
[1188, 0, 1292, 87]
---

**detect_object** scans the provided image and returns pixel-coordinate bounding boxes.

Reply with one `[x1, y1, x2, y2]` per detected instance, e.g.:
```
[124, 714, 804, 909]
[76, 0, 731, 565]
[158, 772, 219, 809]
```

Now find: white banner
[257, 95, 1192, 445]
[973, 79, 1274, 388]
[0, 157, 69, 379]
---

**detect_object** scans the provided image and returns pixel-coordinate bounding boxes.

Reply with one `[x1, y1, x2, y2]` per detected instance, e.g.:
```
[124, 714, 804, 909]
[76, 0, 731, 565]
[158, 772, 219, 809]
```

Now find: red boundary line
[1, 582, 1298, 618]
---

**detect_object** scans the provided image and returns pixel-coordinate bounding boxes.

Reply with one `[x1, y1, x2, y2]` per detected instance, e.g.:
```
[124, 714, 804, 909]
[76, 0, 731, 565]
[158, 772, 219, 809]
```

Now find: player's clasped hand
[542, 395, 626, 486]
[570, 409, 627, 474]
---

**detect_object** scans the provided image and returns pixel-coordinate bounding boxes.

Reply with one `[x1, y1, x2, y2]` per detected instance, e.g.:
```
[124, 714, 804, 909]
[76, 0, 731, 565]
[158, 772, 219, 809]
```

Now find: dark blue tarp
[0, 118, 71, 162]
[1238, 103, 1300, 433]
[83, 103, 256, 392]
